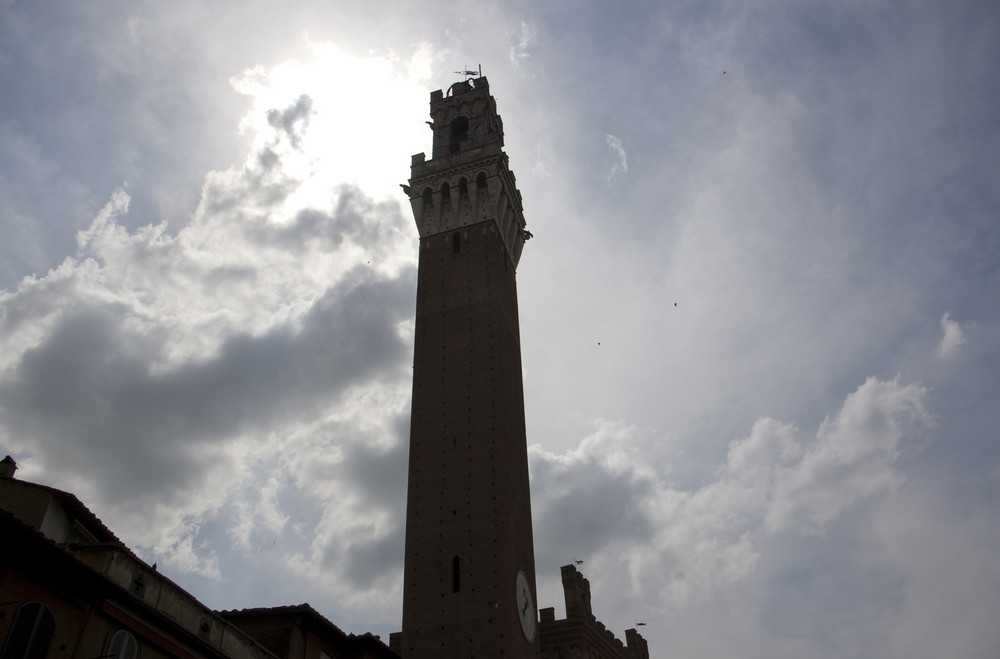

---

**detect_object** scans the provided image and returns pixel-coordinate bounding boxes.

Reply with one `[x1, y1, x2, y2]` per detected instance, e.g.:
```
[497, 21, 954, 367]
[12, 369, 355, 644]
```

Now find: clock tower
[399, 76, 540, 659]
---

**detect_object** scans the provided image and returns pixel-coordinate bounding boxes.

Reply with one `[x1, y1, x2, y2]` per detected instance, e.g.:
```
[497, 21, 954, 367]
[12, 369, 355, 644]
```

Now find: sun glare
[230, 42, 435, 220]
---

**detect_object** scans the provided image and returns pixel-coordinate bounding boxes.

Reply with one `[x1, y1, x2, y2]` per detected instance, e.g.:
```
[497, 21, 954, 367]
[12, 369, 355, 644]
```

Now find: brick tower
[399, 76, 539, 659]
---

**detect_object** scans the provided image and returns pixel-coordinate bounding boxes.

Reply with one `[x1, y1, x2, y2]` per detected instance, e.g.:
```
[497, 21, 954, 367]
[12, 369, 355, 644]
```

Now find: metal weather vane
[454, 64, 482, 79]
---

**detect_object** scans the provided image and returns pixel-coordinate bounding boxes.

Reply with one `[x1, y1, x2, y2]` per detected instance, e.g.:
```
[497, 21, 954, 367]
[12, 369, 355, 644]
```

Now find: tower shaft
[400, 77, 539, 659]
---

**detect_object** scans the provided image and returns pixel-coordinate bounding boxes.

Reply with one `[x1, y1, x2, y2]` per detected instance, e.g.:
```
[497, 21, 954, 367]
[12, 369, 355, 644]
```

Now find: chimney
[0, 455, 16, 479]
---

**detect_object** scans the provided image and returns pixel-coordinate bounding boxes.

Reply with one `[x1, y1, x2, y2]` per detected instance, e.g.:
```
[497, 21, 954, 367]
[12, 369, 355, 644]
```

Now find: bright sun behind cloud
[230, 42, 436, 214]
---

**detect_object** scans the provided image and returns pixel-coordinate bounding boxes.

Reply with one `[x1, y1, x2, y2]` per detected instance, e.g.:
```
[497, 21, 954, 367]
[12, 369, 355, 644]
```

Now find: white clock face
[515, 570, 536, 642]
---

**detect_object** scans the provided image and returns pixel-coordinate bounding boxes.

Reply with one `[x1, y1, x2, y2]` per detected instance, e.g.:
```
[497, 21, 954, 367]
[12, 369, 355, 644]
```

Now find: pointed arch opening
[449, 117, 469, 153]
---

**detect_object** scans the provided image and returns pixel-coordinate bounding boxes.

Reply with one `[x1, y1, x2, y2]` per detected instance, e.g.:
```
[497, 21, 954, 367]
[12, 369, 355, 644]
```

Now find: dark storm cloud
[337, 414, 411, 512]
[310, 412, 411, 591]
[0, 35, 424, 608]
[0, 81, 418, 573]
[245, 188, 410, 255]
[341, 525, 406, 589]
[195, 412, 411, 596]
[0, 265, 413, 500]
[530, 443, 655, 563]
[201, 150, 299, 215]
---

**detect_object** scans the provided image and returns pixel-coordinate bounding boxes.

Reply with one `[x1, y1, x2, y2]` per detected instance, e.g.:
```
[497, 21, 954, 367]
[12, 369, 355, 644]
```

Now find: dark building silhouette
[0, 460, 397, 659]
[220, 605, 395, 659]
[397, 75, 539, 659]
[395, 76, 649, 659]
[538, 566, 650, 659]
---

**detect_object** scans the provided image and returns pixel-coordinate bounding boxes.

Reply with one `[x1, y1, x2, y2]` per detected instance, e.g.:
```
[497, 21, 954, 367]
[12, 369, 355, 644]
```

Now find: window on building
[106, 630, 139, 659]
[452, 232, 461, 254]
[422, 187, 433, 208]
[476, 172, 488, 189]
[452, 556, 461, 593]
[1, 602, 54, 659]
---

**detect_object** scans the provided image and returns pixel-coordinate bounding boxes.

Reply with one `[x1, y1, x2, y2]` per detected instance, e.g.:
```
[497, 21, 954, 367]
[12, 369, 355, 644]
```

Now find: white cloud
[530, 375, 929, 614]
[0, 46, 426, 597]
[937, 311, 966, 358]
[509, 20, 537, 66]
[406, 41, 439, 81]
[161, 518, 223, 579]
[228, 41, 434, 205]
[231, 473, 290, 552]
[605, 134, 627, 184]
[765, 376, 928, 532]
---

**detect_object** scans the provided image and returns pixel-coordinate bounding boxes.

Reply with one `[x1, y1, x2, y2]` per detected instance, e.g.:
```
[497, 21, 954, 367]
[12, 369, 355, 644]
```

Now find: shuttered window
[0, 602, 54, 659]
[106, 630, 139, 659]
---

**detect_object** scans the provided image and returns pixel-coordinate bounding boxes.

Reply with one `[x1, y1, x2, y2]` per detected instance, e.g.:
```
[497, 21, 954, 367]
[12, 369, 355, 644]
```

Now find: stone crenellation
[538, 565, 650, 659]
[403, 76, 528, 269]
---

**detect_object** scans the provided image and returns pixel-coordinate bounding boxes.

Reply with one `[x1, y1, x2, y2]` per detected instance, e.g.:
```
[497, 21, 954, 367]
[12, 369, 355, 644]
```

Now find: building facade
[220, 605, 395, 659]
[0, 462, 275, 659]
[398, 76, 539, 659]
[0, 459, 396, 659]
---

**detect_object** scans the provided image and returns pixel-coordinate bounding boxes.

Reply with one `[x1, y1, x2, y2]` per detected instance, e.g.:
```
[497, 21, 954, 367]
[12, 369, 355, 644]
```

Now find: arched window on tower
[440, 183, 451, 208]
[458, 177, 469, 198]
[421, 187, 433, 208]
[449, 117, 469, 153]
[452, 555, 461, 593]
[476, 172, 488, 189]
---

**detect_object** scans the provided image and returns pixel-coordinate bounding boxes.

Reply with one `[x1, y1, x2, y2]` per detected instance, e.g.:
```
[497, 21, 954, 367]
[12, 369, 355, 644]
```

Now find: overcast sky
[2, 1, 999, 657]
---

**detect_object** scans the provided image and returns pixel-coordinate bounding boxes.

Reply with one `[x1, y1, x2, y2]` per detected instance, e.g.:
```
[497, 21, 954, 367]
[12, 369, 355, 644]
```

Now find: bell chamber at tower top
[404, 76, 529, 268]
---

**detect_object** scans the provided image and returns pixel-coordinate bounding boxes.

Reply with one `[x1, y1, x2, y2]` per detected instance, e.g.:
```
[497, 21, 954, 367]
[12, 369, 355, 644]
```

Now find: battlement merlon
[428, 77, 504, 159]
[404, 76, 528, 268]
[625, 628, 651, 659]
[561, 564, 594, 619]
